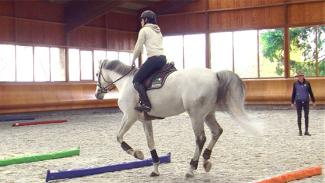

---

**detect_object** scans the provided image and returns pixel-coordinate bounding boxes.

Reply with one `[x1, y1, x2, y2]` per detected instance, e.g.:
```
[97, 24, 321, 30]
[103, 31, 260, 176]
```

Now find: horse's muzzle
[95, 92, 104, 100]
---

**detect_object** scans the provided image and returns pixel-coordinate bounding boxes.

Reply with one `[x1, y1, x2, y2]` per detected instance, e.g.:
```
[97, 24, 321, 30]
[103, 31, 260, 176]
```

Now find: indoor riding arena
[0, 1, 324, 183]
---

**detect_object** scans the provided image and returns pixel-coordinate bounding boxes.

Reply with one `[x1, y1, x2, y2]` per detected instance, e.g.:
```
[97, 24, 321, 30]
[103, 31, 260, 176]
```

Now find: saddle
[142, 62, 177, 90]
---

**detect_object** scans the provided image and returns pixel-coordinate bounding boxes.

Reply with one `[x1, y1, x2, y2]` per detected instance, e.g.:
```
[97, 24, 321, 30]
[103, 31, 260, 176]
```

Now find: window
[34, 47, 50, 82]
[234, 30, 258, 78]
[118, 51, 132, 65]
[94, 50, 107, 81]
[80, 50, 93, 80]
[107, 51, 118, 61]
[184, 34, 206, 69]
[289, 26, 316, 77]
[68, 48, 80, 81]
[163, 35, 184, 69]
[16, 46, 33, 82]
[210, 32, 233, 72]
[259, 29, 284, 77]
[0, 44, 15, 81]
[318, 25, 325, 76]
[50, 47, 66, 81]
[289, 25, 325, 77]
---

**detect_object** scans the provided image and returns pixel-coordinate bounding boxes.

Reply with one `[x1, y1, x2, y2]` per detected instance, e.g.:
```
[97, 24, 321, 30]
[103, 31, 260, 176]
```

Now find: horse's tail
[216, 70, 261, 135]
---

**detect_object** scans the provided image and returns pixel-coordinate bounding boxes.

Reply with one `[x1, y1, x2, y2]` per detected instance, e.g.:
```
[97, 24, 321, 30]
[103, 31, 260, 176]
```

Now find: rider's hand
[291, 103, 295, 108]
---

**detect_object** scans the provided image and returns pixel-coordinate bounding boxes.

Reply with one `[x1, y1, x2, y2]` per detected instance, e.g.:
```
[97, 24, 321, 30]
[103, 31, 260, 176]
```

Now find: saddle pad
[143, 62, 177, 90]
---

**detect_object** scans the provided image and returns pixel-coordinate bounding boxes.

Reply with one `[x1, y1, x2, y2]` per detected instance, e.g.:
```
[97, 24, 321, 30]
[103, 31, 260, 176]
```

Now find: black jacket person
[291, 71, 316, 136]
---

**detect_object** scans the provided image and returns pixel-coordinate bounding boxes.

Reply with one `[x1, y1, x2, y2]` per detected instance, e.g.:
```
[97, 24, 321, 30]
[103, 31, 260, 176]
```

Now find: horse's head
[95, 60, 115, 100]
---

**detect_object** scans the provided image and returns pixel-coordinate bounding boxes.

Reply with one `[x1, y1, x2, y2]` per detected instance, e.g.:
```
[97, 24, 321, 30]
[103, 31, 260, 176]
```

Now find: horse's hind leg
[186, 115, 206, 178]
[202, 113, 223, 172]
[142, 120, 160, 177]
[117, 114, 144, 160]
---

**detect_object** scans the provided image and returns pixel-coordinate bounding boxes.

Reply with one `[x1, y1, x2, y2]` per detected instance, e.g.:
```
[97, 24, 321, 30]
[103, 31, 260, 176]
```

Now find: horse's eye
[96, 73, 98, 77]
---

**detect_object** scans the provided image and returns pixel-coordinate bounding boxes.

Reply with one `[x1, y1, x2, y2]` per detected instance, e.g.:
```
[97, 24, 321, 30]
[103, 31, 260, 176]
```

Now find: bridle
[96, 61, 135, 93]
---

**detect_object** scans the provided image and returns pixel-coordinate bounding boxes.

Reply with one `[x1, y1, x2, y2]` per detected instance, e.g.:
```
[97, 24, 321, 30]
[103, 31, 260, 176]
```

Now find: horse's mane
[103, 59, 137, 75]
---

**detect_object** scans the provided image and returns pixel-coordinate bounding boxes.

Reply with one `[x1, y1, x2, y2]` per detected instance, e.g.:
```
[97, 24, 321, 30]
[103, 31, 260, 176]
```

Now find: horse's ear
[99, 60, 105, 69]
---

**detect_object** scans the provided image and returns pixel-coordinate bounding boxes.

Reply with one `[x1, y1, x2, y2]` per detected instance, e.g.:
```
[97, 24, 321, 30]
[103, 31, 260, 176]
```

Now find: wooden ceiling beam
[64, 0, 123, 32]
[111, 8, 138, 15]
[143, 0, 196, 15]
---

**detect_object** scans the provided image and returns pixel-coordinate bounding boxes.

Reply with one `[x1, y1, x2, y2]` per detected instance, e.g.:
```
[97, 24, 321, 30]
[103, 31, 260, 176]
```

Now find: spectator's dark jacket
[291, 79, 315, 104]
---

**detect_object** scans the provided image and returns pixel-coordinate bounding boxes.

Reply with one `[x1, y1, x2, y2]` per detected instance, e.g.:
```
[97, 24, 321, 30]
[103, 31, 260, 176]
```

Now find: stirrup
[135, 103, 151, 112]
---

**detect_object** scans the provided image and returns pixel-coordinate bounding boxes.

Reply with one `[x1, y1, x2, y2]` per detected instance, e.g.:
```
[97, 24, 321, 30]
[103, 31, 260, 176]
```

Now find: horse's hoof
[150, 171, 160, 177]
[134, 150, 144, 160]
[203, 160, 212, 172]
[185, 172, 194, 178]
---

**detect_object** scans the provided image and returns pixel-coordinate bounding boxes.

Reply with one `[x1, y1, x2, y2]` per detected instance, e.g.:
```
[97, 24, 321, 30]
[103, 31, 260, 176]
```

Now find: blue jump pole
[0, 116, 35, 122]
[46, 152, 171, 182]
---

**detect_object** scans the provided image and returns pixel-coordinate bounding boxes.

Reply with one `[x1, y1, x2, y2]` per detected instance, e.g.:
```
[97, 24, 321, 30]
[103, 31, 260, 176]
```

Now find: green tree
[260, 26, 325, 76]
[260, 29, 284, 76]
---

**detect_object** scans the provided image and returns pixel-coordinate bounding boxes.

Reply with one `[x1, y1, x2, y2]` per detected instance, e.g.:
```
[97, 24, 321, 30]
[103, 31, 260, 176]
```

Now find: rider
[132, 10, 167, 112]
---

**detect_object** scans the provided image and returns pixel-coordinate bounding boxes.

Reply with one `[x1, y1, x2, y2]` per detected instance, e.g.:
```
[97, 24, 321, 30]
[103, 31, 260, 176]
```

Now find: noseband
[96, 61, 135, 93]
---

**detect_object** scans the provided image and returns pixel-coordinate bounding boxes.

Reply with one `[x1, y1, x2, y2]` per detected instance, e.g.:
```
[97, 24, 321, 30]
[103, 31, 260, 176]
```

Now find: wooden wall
[245, 78, 325, 104]
[0, 78, 324, 114]
[0, 83, 117, 114]
[159, 0, 325, 34]
[0, 0, 137, 49]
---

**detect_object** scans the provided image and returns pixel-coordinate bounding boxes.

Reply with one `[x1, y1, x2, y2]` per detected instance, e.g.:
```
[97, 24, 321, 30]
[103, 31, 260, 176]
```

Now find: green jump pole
[0, 147, 80, 167]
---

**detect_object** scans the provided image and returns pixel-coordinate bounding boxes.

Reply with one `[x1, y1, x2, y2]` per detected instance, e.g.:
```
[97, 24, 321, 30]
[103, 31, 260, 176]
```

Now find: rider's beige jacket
[132, 23, 164, 62]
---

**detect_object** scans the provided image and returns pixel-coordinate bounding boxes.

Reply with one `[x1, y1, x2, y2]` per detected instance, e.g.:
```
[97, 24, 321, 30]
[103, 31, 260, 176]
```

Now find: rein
[97, 62, 135, 93]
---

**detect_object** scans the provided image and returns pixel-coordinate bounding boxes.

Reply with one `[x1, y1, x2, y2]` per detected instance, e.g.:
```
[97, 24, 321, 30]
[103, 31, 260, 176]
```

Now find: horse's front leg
[142, 120, 160, 177]
[117, 114, 144, 160]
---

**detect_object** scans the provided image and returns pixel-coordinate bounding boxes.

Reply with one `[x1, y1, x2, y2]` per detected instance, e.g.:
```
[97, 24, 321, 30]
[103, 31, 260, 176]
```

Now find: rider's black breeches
[133, 55, 166, 84]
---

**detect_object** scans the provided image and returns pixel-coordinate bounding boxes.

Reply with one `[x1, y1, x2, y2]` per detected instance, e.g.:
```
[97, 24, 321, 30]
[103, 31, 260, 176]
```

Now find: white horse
[95, 59, 257, 178]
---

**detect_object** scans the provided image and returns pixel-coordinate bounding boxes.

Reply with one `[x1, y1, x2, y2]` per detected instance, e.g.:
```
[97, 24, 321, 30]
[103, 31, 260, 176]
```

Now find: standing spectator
[291, 71, 316, 136]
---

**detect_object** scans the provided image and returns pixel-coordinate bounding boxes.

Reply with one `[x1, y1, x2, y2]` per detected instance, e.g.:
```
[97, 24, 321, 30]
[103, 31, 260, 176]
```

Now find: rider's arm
[132, 28, 146, 65]
[307, 82, 316, 103]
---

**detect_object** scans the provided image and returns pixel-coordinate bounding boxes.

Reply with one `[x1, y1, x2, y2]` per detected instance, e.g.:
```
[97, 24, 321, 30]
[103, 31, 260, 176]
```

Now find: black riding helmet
[140, 10, 157, 24]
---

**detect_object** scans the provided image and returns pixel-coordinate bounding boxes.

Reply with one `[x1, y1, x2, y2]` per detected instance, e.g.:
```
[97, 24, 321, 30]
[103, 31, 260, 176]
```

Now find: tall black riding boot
[304, 119, 311, 136]
[133, 82, 151, 112]
[298, 122, 302, 136]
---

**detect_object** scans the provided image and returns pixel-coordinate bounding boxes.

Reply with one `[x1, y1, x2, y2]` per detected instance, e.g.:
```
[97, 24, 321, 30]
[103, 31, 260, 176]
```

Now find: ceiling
[49, 0, 195, 32]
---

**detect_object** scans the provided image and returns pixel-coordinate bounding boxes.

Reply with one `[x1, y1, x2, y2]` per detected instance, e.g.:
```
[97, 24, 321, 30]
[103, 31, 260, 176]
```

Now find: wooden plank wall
[1, 78, 324, 114]
[159, 0, 325, 34]
[0, 83, 117, 114]
[0, 0, 137, 49]
[245, 78, 325, 104]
